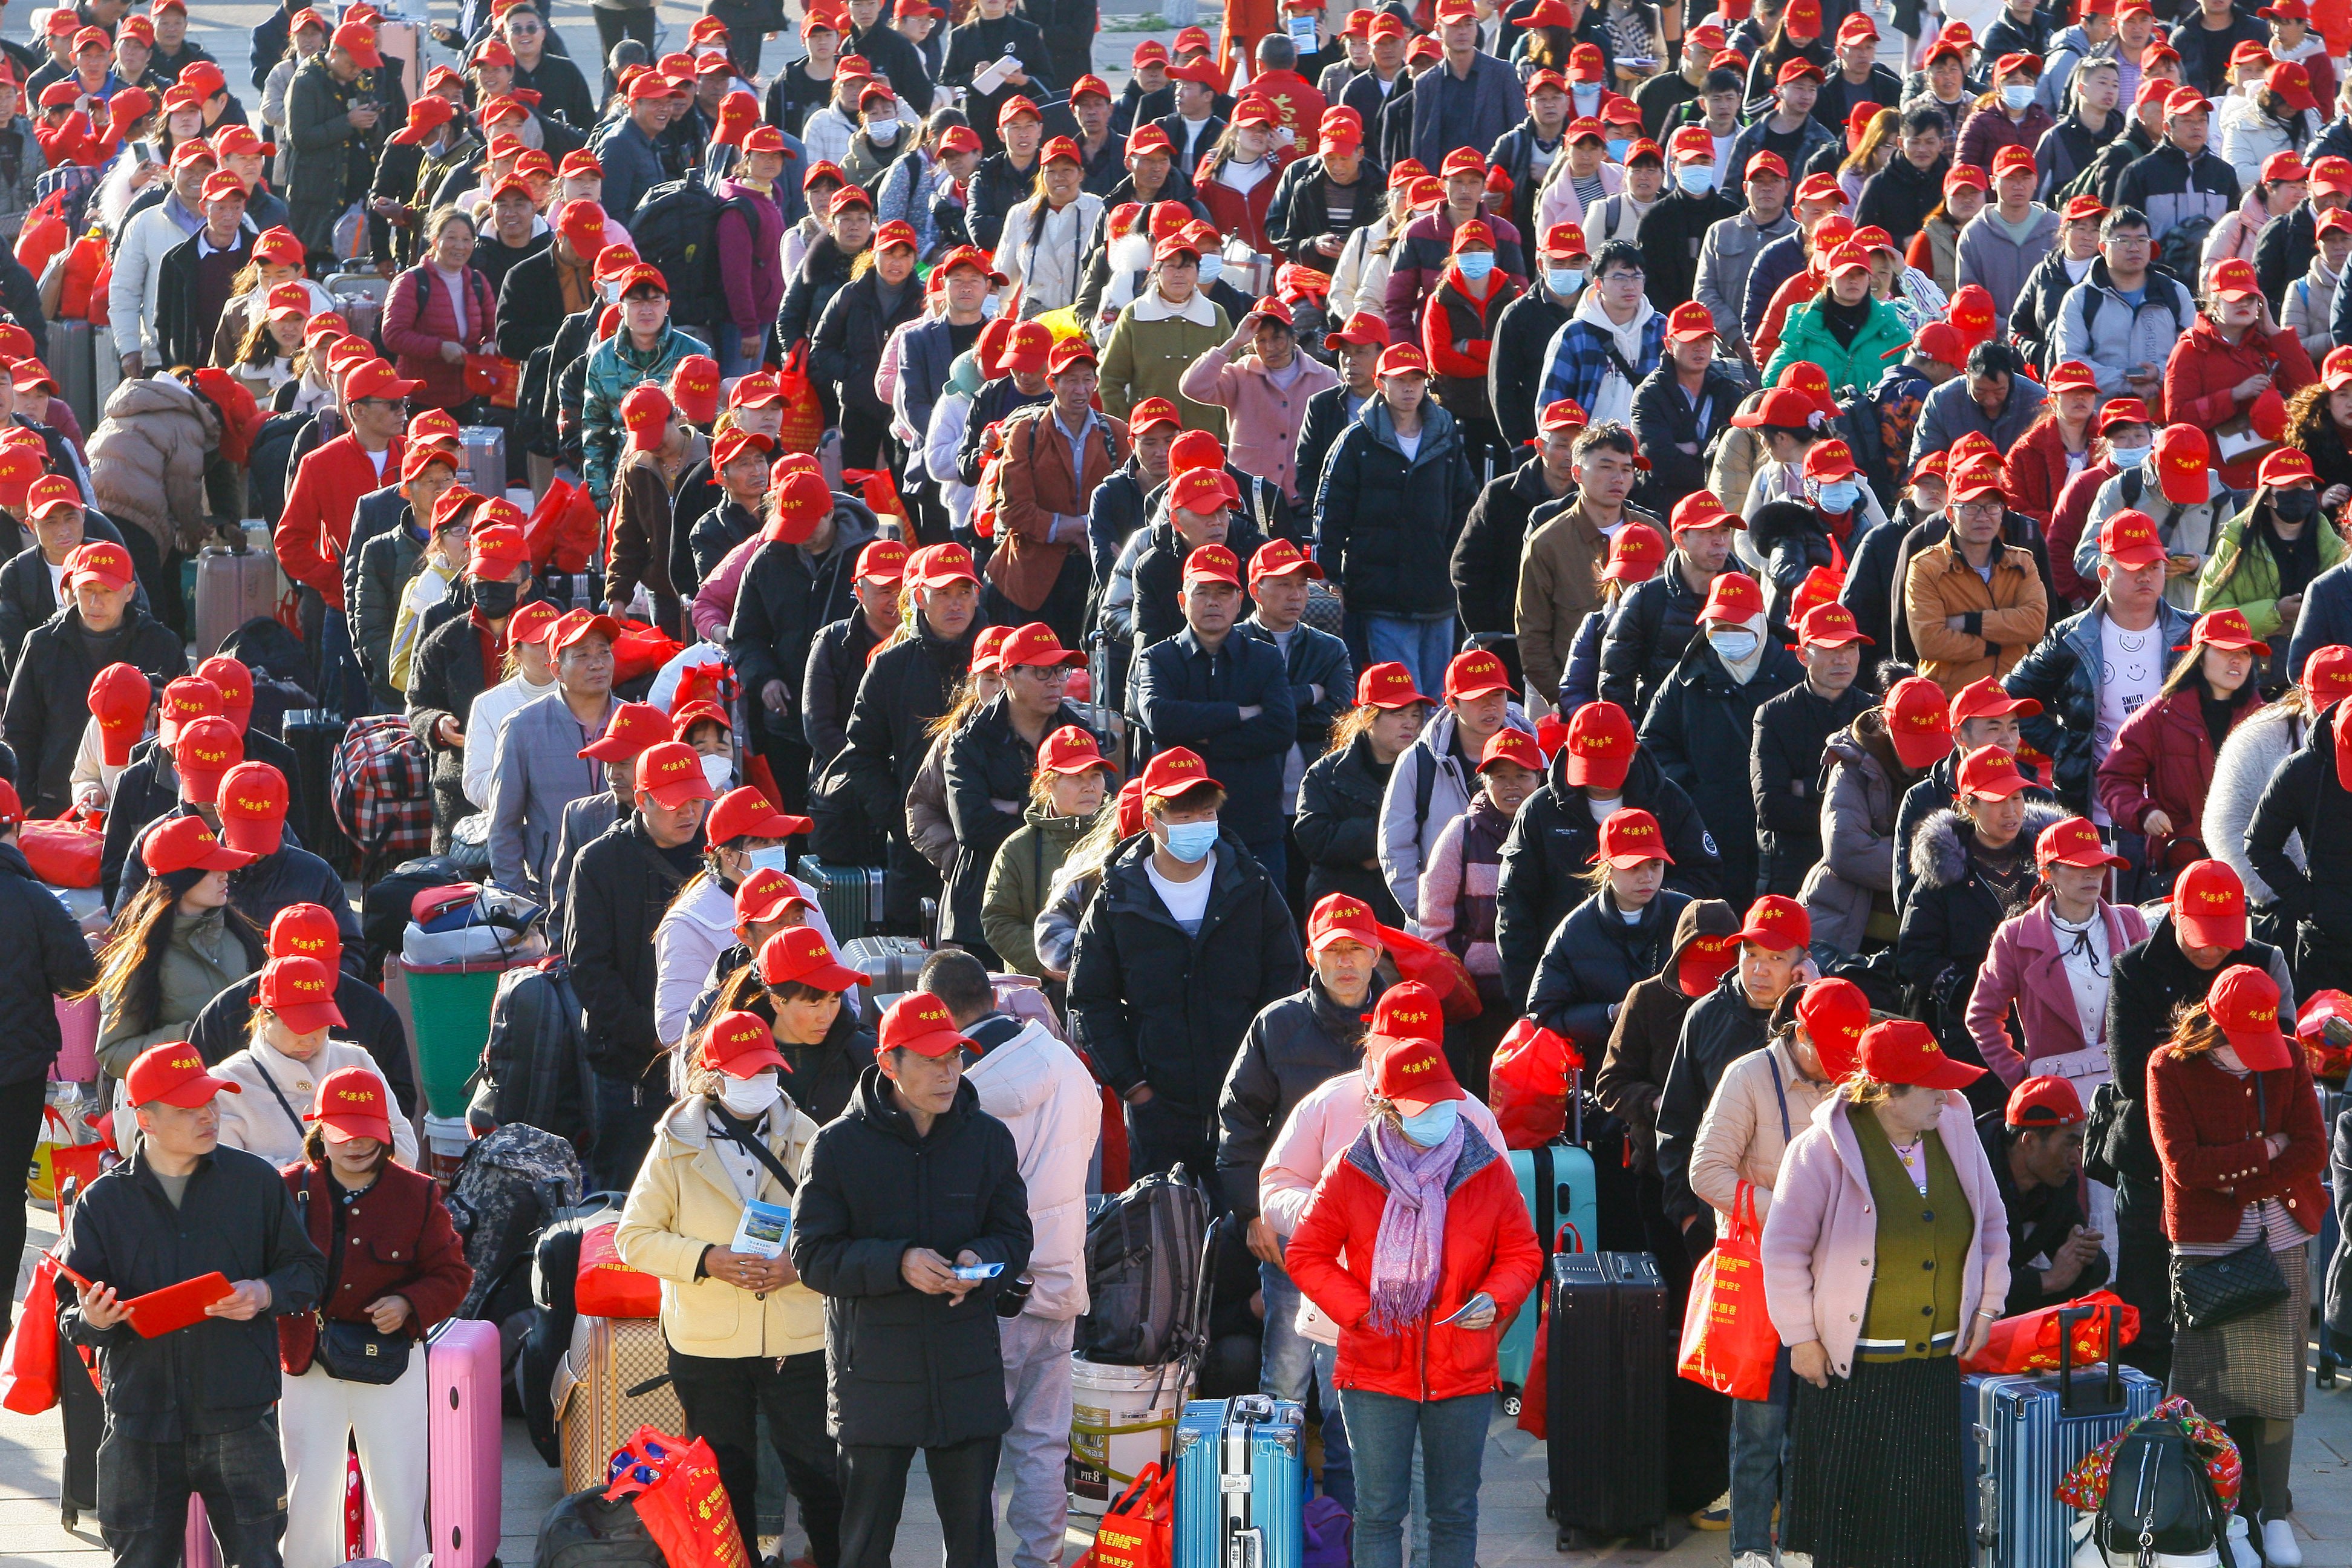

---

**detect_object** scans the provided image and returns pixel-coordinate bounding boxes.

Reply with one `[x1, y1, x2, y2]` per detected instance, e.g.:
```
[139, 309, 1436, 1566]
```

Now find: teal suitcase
[1498, 1138, 1598, 1413]
[1173, 1396, 1305, 1568]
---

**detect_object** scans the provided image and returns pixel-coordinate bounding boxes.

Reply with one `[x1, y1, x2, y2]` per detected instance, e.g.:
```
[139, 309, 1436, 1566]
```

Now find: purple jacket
[717, 180, 789, 333]
[1966, 898, 2149, 1088]
[382, 264, 496, 412]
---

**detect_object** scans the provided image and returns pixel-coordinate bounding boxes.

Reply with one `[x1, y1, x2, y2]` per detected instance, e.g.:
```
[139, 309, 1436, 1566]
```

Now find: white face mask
[1112, 232, 1154, 272]
[2108, 443, 2151, 471]
[700, 752, 735, 791]
[745, 846, 792, 877]
[1197, 254, 1225, 285]
[1710, 628, 1760, 661]
[716, 1071, 782, 1117]
[2001, 84, 2035, 111]
[867, 118, 900, 143]
[598, 279, 623, 304]
[980, 292, 1002, 317]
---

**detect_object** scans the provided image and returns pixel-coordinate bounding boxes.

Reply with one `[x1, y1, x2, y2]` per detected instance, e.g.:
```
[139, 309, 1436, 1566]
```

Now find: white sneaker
[2226, 1513, 2260, 1568]
[2264, 1517, 2303, 1567]
[1781, 1555, 1812, 1568]
[1731, 1555, 1774, 1568]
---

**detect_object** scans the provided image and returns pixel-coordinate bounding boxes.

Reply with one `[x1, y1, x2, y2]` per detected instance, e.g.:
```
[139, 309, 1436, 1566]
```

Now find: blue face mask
[1397, 1099, 1461, 1144]
[1676, 163, 1713, 193]
[1606, 137, 1632, 162]
[2108, 443, 2151, 471]
[1572, 83, 1601, 109]
[1546, 266, 1585, 295]
[1160, 819, 1219, 863]
[1196, 254, 1225, 286]
[1817, 479, 1860, 514]
[745, 846, 792, 878]
[1455, 251, 1495, 281]
[2001, 84, 2035, 111]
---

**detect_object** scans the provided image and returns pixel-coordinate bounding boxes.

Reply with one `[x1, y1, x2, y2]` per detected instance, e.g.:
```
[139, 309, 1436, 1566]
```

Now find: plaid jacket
[1535, 312, 1668, 422]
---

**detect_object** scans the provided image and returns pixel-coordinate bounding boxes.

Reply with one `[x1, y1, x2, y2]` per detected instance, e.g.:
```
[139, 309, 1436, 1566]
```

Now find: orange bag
[56, 234, 104, 320]
[841, 466, 907, 528]
[772, 344, 826, 454]
[575, 1222, 662, 1318]
[609, 1429, 750, 1568]
[1076, 1461, 1174, 1568]
[1376, 923, 1483, 1020]
[22, 809, 103, 887]
[1488, 1018, 1583, 1151]
[1677, 1182, 1779, 1401]
[1959, 1290, 2140, 1376]
[13, 191, 67, 277]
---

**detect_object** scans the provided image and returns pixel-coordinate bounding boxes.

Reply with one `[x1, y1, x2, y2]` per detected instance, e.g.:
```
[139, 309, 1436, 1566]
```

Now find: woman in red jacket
[381, 204, 497, 414]
[2095, 608, 2268, 893]
[2148, 964, 2326, 1567]
[1197, 96, 1295, 258]
[1420, 218, 1521, 482]
[2162, 255, 2318, 492]
[1955, 52, 2056, 174]
[1288, 990, 1543, 1568]
[275, 1066, 471, 1568]
[2005, 360, 2099, 526]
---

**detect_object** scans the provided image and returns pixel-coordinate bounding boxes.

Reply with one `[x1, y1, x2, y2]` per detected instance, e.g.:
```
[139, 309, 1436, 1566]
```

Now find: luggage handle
[2053, 1301, 2125, 1417]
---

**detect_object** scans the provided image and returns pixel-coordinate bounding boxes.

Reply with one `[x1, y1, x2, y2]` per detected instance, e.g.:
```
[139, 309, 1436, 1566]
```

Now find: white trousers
[997, 1313, 1077, 1568]
[279, 1356, 432, 1568]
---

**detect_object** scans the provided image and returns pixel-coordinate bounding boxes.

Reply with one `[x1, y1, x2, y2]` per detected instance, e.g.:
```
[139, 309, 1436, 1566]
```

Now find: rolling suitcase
[1546, 1250, 1669, 1551]
[186, 1495, 218, 1568]
[284, 710, 353, 878]
[53, 318, 95, 431]
[194, 537, 283, 658]
[1967, 1304, 2163, 1568]
[552, 1312, 687, 1495]
[1172, 1395, 1306, 1568]
[843, 933, 929, 1004]
[801, 856, 886, 939]
[1498, 1138, 1598, 1412]
[425, 1318, 502, 1568]
[456, 425, 508, 497]
[57, 1336, 99, 1528]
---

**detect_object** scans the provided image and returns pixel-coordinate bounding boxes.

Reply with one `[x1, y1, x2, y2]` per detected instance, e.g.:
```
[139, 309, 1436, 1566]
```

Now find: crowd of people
[8, 0, 2352, 1566]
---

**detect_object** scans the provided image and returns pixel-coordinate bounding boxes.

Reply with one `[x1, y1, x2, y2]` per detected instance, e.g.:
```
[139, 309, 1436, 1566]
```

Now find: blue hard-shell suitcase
[1173, 1395, 1306, 1568]
[1966, 1304, 2163, 1568]
[1498, 1138, 1598, 1412]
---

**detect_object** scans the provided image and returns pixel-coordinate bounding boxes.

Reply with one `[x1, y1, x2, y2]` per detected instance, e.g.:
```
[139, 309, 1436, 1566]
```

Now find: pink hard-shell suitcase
[185, 1494, 217, 1568]
[53, 995, 97, 1080]
[426, 1316, 502, 1568]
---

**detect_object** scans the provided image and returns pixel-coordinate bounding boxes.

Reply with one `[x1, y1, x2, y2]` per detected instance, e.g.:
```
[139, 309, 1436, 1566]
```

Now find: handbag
[2168, 1077, 2293, 1331]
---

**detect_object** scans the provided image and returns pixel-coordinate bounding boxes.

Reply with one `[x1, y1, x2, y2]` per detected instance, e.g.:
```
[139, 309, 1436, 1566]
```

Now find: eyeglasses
[1954, 499, 2005, 522]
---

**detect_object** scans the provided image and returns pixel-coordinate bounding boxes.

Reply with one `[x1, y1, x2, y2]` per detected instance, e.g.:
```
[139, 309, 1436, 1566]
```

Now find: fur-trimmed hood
[1910, 802, 2070, 892]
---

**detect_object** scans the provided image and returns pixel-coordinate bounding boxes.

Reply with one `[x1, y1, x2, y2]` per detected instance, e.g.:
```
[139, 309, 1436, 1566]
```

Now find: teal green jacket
[581, 322, 711, 506]
[1762, 294, 1912, 398]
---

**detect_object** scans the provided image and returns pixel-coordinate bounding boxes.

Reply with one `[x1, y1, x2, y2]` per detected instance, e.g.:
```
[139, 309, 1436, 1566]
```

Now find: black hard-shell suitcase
[57, 1331, 100, 1527]
[284, 708, 353, 879]
[1545, 1250, 1669, 1551]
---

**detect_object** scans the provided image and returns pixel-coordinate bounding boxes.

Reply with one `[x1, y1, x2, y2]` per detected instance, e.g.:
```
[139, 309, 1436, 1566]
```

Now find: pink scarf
[1365, 1114, 1465, 1334]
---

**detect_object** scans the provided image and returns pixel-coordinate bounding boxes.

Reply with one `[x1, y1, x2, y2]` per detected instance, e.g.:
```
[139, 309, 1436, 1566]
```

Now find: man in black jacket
[1451, 399, 1579, 639]
[4, 541, 185, 818]
[62, 1041, 327, 1568]
[151, 172, 255, 373]
[1639, 134, 1739, 311]
[1266, 119, 1384, 266]
[1598, 488, 1740, 720]
[2167, 0, 2269, 95]
[804, 540, 909, 771]
[0, 775, 99, 1334]
[792, 993, 1031, 1568]
[1296, 316, 1380, 509]
[1749, 602, 1874, 897]
[1070, 748, 1305, 1200]
[1487, 227, 1579, 455]
[1135, 533, 1300, 877]
[564, 739, 716, 1190]
[2102, 862, 2291, 1379]
[503, 3, 595, 128]
[494, 200, 603, 368]
[1978, 1074, 2109, 1320]
[184, 901, 415, 1115]
[1630, 302, 1749, 517]
[1240, 535, 1353, 765]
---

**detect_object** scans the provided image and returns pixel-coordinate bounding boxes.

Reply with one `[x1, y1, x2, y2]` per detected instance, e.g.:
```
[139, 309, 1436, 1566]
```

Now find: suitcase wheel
[1645, 1526, 1669, 1552]
[1553, 1524, 1579, 1552]
[1501, 1389, 1522, 1417]
[2321, 1357, 2339, 1390]
[60, 1504, 75, 1530]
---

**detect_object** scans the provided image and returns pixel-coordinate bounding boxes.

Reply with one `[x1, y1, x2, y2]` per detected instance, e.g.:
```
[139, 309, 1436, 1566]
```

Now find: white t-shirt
[1145, 855, 1215, 933]
[1396, 430, 1421, 461]
[2091, 614, 2165, 825]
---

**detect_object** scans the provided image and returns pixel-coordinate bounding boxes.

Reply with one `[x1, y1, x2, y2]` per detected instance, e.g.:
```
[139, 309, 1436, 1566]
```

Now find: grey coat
[2051, 257, 2197, 400]
[2204, 697, 2308, 905]
[1953, 206, 2062, 336]
[1799, 716, 1912, 955]
[1693, 209, 1797, 348]
[488, 691, 609, 901]
[1906, 370, 2048, 468]
[546, 791, 620, 941]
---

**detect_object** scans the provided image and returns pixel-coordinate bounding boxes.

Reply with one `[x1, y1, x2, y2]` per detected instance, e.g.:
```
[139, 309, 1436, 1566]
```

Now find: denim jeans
[1338, 1388, 1487, 1568]
[1729, 1351, 1791, 1557]
[100, 1414, 289, 1568]
[1259, 1262, 1352, 1507]
[714, 324, 765, 380]
[1362, 616, 1458, 701]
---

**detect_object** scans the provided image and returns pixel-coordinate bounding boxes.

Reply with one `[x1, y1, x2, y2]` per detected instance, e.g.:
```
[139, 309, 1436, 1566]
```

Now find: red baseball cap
[1168, 467, 1240, 518]
[2209, 963, 2295, 1070]
[1678, 927, 1740, 997]
[1444, 648, 1514, 701]
[1601, 523, 1667, 584]
[309, 1064, 392, 1143]
[125, 1040, 240, 1109]
[2185, 607, 2270, 657]
[2005, 1074, 2087, 1128]
[1884, 675, 1956, 770]
[2152, 425, 2211, 505]
[701, 1010, 790, 1077]
[67, 541, 134, 593]
[1858, 1018, 1985, 1090]
[171, 716, 243, 806]
[258, 954, 345, 1034]
[858, 539, 910, 584]
[1356, 662, 1429, 709]
[907, 542, 982, 589]
[705, 785, 810, 846]
[1249, 537, 1324, 582]
[91, 662, 152, 766]
[734, 868, 814, 931]
[215, 760, 289, 856]
[1699, 570, 1765, 624]
[1181, 542, 1243, 587]
[1955, 744, 2030, 800]
[1036, 725, 1108, 776]
[1142, 746, 1221, 800]
[1305, 893, 1382, 955]
[2259, 446, 2316, 488]
[999, 621, 1086, 668]
[268, 903, 342, 967]
[2304, 643, 2352, 708]
[2097, 508, 2169, 569]
[1563, 701, 1635, 790]
[878, 990, 972, 1058]
[2037, 815, 2128, 870]
[142, 814, 252, 877]
[1735, 893, 1809, 953]
[1371, 1031, 1466, 1114]
[636, 740, 719, 809]
[158, 676, 224, 746]
[1796, 976, 1869, 1080]
[2174, 858, 2248, 950]
[1795, 602, 1870, 647]
[1477, 727, 1545, 776]
[1951, 675, 2041, 725]
[580, 701, 670, 762]
[1592, 806, 1674, 867]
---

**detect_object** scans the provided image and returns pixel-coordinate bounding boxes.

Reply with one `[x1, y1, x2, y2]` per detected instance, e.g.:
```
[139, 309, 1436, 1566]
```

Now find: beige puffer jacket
[1687, 1034, 1835, 1225]
[87, 374, 220, 558]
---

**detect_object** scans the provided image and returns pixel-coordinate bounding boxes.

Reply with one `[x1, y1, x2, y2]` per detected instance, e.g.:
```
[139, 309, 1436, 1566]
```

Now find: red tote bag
[1677, 1182, 1780, 1402]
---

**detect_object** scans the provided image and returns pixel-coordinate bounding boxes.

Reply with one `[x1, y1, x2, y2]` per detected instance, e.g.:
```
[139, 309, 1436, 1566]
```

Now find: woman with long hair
[208, 229, 325, 369]
[603, 381, 696, 639]
[460, 601, 561, 814]
[1296, 665, 1431, 927]
[1744, 8, 1832, 106]
[2096, 610, 2269, 886]
[2164, 262, 2319, 495]
[1031, 777, 1146, 982]
[1197, 101, 1291, 257]
[1838, 108, 1901, 209]
[812, 216, 924, 469]
[993, 137, 1103, 319]
[1901, 162, 1984, 297]
[260, 9, 329, 148]
[1762, 1019, 2008, 1568]
[874, 110, 979, 263]
[91, 817, 266, 1085]
[2198, 446, 2347, 677]
[1560, 523, 1665, 711]
[906, 627, 1011, 883]
[1526, 806, 1694, 1057]
[1330, 170, 1428, 323]
[2219, 65, 2324, 192]
[275, 1068, 469, 1568]
[2005, 359, 2100, 523]
[1967, 815, 2148, 1096]
[2148, 966, 2325, 1566]
[229, 281, 311, 405]
[2205, 150, 2311, 269]
[983, 726, 1114, 985]
[1861, 224, 1948, 335]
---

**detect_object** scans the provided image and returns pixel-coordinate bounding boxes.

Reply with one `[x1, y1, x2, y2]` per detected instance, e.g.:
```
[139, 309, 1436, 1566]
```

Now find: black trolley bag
[1545, 1249, 1670, 1550]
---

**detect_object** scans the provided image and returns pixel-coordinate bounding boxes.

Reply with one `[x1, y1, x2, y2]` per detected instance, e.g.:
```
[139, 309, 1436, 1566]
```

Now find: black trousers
[1126, 1095, 1223, 1210]
[591, 3, 658, 64]
[838, 1434, 1002, 1568]
[668, 1346, 843, 1568]
[2112, 1172, 2174, 1383]
[100, 1414, 288, 1568]
[0, 1074, 46, 1338]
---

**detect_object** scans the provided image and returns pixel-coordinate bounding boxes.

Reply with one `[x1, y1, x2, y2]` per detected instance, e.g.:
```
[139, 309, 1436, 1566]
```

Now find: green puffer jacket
[1762, 293, 1913, 399]
[581, 322, 712, 506]
[982, 805, 1100, 981]
[2194, 501, 2351, 639]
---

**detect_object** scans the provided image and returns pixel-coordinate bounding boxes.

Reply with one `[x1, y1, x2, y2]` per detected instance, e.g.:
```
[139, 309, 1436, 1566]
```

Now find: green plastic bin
[402, 959, 508, 1117]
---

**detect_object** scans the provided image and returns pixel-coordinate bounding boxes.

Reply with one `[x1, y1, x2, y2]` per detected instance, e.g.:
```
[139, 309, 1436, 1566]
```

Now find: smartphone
[132, 138, 160, 168]
[950, 1262, 1005, 1281]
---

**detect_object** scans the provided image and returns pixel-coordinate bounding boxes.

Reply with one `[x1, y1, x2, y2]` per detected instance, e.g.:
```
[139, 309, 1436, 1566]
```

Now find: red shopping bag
[773, 345, 826, 455]
[524, 478, 600, 573]
[22, 809, 102, 887]
[1076, 1460, 1174, 1568]
[14, 191, 67, 278]
[1678, 1182, 1779, 1401]
[1488, 1018, 1583, 1150]
[0, 1253, 64, 1413]
[1375, 924, 1483, 1020]
[610, 620, 685, 685]
[841, 466, 908, 528]
[608, 1429, 749, 1568]
[575, 1222, 662, 1318]
[463, 353, 522, 408]
[1959, 1289, 2140, 1375]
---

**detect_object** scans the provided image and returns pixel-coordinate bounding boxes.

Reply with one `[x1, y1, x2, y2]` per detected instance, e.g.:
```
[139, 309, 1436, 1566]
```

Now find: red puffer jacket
[1285, 1124, 1543, 1402]
[2160, 313, 2317, 491]
[2093, 686, 2264, 855]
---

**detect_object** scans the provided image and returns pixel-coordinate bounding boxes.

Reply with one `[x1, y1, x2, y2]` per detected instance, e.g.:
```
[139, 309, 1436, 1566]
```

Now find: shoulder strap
[1413, 745, 1437, 831]
[710, 1112, 799, 1198]
[249, 1054, 310, 1139]
[1768, 1052, 1791, 1142]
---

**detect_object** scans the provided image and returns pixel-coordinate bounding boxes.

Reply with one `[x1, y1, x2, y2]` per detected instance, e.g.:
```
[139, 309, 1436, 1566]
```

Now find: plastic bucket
[1067, 1356, 1186, 1516]
[422, 1112, 471, 1189]
[402, 959, 506, 1117]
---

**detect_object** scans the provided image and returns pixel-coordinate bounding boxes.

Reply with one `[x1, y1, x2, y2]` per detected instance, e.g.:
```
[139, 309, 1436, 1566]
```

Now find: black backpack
[482, 958, 598, 1157]
[244, 410, 310, 528]
[1076, 1166, 1212, 1367]
[2094, 1417, 2229, 1563]
[532, 1487, 663, 1568]
[627, 171, 758, 328]
[2160, 216, 2218, 287]
[360, 852, 468, 972]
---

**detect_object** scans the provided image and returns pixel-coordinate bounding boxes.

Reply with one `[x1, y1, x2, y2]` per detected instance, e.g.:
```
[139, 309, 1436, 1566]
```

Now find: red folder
[52, 1262, 234, 1338]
